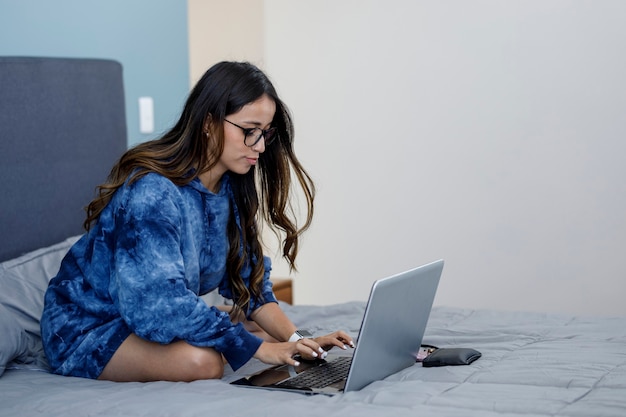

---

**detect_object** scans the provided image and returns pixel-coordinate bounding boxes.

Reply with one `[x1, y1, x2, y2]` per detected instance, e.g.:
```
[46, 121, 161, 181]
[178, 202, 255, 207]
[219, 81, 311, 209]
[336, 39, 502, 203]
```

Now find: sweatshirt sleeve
[108, 175, 261, 370]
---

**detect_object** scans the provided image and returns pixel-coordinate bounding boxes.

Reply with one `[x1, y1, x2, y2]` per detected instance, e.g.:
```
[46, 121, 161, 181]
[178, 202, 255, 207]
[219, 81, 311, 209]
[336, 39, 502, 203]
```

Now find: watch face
[297, 329, 313, 338]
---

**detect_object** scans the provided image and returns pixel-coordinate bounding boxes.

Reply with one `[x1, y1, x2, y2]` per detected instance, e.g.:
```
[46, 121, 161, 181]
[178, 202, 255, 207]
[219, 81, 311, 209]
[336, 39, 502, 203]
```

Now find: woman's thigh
[98, 334, 224, 382]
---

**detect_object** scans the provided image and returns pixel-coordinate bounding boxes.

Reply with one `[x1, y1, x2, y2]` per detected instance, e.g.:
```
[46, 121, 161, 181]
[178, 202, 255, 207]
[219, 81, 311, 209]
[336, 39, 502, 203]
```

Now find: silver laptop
[231, 259, 444, 395]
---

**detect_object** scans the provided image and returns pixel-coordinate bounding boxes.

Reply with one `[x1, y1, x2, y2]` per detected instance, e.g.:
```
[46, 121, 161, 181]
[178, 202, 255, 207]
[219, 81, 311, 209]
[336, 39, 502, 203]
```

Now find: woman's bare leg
[98, 334, 224, 382]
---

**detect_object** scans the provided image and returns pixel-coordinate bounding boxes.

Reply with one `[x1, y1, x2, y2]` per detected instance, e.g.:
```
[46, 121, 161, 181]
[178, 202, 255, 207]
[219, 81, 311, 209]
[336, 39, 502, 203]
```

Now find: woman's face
[201, 94, 276, 191]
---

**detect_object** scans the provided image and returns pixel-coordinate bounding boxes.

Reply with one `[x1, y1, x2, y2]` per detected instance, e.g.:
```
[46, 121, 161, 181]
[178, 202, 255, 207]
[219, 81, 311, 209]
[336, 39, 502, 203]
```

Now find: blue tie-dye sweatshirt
[40, 172, 277, 379]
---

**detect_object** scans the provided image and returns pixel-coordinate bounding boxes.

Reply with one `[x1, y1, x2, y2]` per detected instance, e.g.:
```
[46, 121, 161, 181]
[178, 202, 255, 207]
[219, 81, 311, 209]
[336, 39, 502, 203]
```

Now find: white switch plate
[138, 96, 154, 134]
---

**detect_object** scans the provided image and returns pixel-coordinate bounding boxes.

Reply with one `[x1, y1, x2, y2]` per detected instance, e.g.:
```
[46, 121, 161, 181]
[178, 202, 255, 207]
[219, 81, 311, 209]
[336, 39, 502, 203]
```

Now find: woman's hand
[253, 331, 355, 366]
[313, 331, 355, 353]
[253, 339, 326, 366]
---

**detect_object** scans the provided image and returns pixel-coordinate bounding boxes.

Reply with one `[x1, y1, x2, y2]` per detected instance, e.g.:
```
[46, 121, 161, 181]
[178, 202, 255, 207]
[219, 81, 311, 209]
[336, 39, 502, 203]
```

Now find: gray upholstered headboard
[0, 57, 127, 261]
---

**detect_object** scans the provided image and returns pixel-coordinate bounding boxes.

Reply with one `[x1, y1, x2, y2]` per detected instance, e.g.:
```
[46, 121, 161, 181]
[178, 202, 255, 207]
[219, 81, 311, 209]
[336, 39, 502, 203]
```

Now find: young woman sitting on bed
[40, 61, 353, 382]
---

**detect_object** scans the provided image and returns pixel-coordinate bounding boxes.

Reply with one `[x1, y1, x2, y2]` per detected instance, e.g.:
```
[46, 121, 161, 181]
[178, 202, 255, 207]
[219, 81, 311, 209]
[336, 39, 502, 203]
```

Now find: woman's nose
[251, 136, 266, 153]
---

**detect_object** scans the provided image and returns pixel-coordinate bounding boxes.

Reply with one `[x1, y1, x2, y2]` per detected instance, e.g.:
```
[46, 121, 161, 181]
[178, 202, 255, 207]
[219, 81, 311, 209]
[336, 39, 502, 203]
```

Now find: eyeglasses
[224, 119, 277, 147]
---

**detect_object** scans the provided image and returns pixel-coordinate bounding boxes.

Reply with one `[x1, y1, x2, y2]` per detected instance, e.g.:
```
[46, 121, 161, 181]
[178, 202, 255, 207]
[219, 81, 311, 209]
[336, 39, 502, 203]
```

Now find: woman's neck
[198, 170, 223, 193]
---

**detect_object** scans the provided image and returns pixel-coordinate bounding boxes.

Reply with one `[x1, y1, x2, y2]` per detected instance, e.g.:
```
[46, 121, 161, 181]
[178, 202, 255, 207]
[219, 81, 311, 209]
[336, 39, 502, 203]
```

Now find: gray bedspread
[1, 302, 625, 417]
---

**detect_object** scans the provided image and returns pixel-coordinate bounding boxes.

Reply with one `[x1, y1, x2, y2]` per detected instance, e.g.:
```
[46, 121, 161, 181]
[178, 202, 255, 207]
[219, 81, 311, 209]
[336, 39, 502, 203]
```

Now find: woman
[41, 61, 353, 382]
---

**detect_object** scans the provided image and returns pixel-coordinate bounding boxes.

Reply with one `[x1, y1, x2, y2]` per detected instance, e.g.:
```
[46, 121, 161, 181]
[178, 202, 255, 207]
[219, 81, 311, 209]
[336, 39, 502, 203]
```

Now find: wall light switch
[138, 96, 154, 134]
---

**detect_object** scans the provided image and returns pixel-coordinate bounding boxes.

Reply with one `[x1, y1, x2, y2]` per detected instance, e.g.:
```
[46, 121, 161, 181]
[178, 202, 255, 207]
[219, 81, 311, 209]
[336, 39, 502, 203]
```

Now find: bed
[1, 57, 625, 417]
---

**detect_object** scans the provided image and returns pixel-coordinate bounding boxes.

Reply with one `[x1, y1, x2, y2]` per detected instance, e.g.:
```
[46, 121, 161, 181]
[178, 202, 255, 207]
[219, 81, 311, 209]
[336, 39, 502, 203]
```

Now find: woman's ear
[203, 114, 213, 136]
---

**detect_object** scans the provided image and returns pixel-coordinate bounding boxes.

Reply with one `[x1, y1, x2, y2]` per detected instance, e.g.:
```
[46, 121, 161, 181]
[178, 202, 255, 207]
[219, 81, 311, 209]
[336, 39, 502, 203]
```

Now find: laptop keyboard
[276, 356, 353, 389]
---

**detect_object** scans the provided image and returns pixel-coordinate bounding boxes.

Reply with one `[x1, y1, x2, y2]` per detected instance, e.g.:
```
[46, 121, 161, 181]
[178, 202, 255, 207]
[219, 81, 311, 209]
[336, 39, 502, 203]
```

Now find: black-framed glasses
[224, 119, 277, 147]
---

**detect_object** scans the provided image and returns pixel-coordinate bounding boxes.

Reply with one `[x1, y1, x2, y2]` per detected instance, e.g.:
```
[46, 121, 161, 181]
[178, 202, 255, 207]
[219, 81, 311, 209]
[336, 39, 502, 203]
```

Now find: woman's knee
[184, 347, 224, 380]
[99, 335, 224, 382]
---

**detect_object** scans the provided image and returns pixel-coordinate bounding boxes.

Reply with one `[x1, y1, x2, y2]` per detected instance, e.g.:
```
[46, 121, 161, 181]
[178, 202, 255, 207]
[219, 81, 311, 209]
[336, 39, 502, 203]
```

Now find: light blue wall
[0, 0, 189, 146]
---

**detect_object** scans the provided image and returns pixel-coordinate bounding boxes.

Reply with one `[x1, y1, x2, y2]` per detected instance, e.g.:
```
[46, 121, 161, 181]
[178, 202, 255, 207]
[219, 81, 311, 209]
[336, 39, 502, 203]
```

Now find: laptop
[231, 259, 444, 395]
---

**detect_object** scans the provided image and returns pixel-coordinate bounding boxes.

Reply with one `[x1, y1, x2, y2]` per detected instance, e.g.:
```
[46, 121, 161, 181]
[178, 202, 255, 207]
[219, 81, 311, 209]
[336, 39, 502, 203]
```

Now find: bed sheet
[1, 303, 625, 417]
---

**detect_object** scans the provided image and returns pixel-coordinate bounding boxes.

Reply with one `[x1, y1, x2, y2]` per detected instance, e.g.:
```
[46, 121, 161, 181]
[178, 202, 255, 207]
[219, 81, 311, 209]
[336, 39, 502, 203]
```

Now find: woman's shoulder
[108, 173, 188, 224]
[122, 172, 181, 196]
[115, 172, 184, 209]
[132, 171, 177, 187]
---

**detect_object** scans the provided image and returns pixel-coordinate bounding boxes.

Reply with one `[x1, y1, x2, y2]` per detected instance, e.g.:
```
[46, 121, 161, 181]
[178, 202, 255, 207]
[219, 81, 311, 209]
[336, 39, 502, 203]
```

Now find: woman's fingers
[313, 331, 355, 351]
[294, 338, 326, 359]
[255, 330, 355, 366]
[337, 331, 356, 348]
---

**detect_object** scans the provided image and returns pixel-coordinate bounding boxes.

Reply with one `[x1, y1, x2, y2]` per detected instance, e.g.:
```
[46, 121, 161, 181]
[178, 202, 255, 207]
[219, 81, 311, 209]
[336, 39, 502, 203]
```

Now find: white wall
[188, 0, 264, 85]
[261, 0, 626, 316]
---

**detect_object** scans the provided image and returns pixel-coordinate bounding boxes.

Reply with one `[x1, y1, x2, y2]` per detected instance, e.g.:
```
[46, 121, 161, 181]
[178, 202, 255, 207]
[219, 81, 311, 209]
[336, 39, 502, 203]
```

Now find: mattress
[2, 302, 625, 417]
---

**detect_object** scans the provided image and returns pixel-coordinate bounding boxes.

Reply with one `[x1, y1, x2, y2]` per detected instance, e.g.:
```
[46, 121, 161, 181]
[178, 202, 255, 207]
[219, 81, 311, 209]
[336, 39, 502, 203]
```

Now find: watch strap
[288, 330, 305, 342]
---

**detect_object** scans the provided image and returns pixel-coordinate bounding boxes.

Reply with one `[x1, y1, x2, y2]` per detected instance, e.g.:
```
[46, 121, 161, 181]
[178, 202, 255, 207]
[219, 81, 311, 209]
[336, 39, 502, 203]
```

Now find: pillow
[0, 304, 30, 376]
[0, 235, 81, 375]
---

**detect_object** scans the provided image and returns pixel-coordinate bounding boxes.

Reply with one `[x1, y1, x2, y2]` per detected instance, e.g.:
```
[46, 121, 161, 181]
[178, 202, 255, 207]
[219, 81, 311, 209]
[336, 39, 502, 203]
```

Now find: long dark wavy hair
[84, 61, 315, 318]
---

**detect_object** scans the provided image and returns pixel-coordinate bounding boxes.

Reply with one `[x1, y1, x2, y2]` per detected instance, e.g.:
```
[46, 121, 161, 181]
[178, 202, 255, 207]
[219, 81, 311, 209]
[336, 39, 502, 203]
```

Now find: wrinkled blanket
[1, 303, 625, 417]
